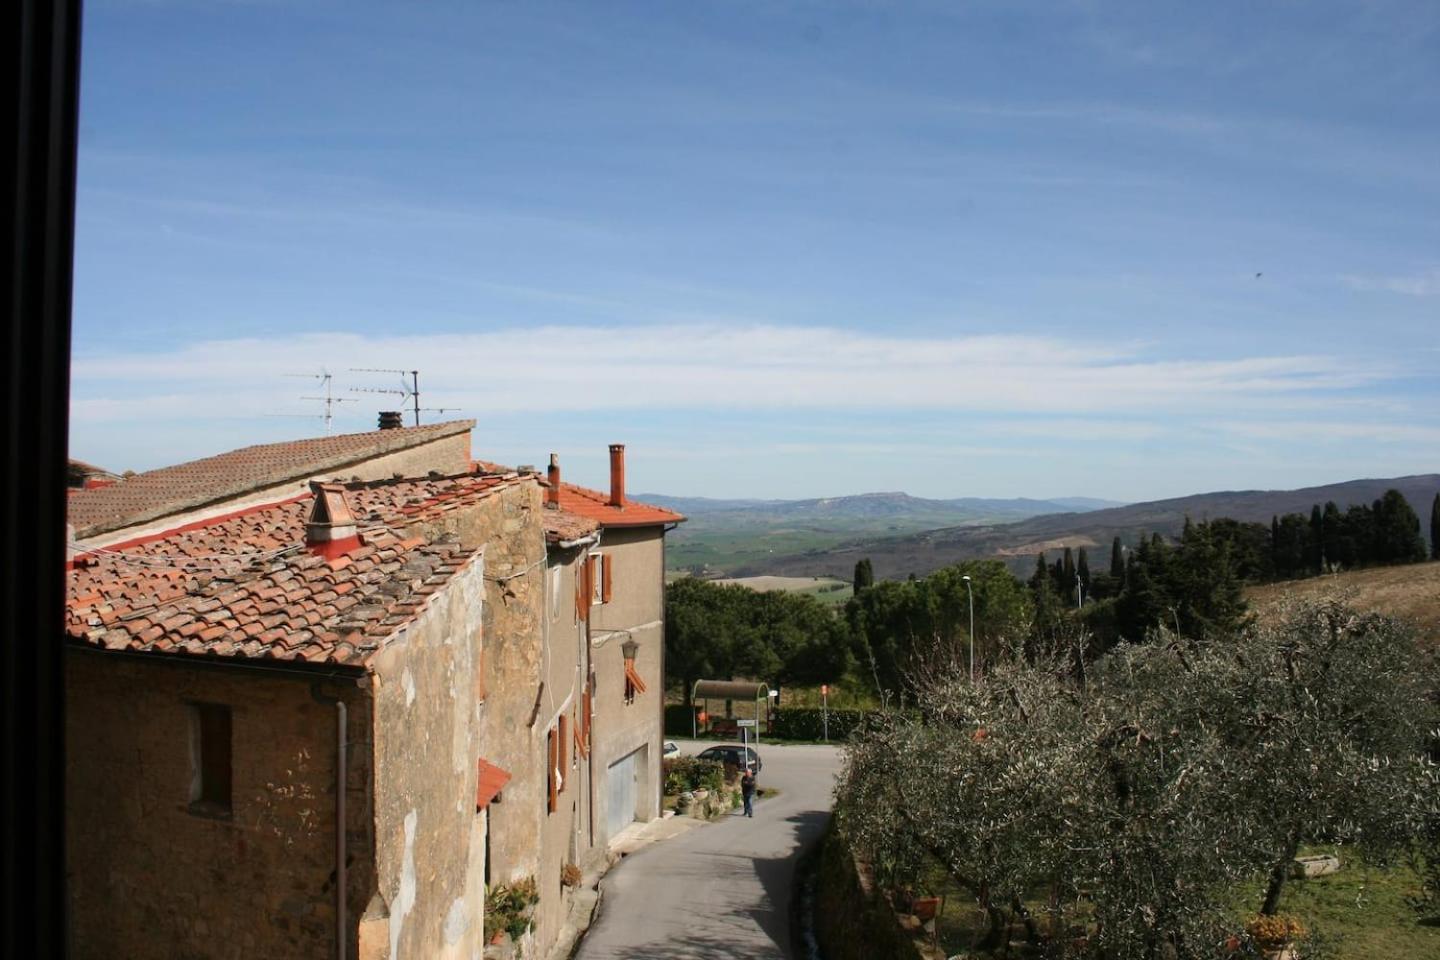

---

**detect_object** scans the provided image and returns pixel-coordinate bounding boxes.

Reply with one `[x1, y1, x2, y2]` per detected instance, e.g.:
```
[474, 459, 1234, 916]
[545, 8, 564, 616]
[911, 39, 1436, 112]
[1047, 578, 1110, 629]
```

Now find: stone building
[64, 424, 681, 960]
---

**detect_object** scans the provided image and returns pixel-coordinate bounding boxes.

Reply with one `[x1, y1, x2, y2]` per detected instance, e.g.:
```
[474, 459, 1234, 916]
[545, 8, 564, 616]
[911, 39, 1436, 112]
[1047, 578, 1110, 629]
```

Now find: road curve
[574, 741, 843, 960]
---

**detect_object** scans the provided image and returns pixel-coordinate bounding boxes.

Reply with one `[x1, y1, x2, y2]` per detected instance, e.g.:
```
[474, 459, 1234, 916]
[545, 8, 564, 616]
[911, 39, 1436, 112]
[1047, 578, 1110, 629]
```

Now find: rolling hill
[740, 474, 1440, 581]
[641, 491, 1123, 575]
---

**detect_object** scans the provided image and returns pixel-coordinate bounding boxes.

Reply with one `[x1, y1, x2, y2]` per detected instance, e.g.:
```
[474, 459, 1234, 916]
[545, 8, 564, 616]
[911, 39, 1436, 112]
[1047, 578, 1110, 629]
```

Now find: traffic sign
[736, 719, 757, 728]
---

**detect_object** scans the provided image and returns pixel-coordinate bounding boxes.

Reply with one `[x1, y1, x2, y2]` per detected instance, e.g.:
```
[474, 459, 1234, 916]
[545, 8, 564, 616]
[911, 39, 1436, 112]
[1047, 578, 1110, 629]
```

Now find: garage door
[606, 747, 641, 840]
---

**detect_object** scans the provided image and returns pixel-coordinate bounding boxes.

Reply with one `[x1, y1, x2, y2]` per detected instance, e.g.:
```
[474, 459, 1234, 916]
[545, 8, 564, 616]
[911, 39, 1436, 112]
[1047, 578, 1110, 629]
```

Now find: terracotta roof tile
[66, 472, 528, 667]
[474, 459, 684, 530]
[68, 420, 475, 538]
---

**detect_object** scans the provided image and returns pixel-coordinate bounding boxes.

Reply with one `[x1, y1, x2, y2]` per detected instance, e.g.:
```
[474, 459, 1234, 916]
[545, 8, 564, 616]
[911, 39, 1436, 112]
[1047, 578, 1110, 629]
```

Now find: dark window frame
[187, 702, 233, 818]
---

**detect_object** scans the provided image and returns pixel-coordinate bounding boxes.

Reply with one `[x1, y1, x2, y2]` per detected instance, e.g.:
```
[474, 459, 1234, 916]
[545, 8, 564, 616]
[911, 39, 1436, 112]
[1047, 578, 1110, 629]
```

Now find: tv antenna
[349, 368, 460, 427]
[278, 369, 357, 435]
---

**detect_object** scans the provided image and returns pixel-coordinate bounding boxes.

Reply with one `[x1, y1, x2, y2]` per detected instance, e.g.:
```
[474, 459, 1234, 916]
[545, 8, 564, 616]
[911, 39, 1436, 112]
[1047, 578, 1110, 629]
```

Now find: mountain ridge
[734, 473, 1440, 580]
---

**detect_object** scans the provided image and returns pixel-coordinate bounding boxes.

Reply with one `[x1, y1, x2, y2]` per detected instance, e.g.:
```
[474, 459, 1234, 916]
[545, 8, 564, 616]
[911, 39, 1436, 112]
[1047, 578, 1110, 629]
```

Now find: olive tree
[834, 597, 1436, 959]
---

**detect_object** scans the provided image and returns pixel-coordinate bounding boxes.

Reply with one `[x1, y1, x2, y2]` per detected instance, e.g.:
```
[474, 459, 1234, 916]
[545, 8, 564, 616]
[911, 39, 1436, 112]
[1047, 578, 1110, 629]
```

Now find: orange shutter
[574, 563, 588, 623]
[573, 709, 589, 759]
[582, 678, 593, 746]
[601, 554, 613, 603]
[558, 715, 569, 791]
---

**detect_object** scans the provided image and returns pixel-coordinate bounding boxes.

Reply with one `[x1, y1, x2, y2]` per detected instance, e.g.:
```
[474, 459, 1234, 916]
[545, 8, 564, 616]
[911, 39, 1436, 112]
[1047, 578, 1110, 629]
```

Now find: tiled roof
[68, 421, 475, 539]
[541, 508, 601, 545]
[66, 472, 527, 667]
[475, 459, 685, 529]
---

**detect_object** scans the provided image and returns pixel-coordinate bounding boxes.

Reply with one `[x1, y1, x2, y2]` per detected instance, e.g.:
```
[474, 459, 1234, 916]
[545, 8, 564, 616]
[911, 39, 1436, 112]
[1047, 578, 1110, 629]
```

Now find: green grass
[905, 848, 1437, 959]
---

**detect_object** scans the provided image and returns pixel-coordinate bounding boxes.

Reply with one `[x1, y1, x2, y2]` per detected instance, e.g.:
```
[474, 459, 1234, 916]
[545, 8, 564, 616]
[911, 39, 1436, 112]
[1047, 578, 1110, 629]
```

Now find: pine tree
[853, 558, 875, 594]
[1110, 536, 1124, 579]
[1431, 493, 1440, 561]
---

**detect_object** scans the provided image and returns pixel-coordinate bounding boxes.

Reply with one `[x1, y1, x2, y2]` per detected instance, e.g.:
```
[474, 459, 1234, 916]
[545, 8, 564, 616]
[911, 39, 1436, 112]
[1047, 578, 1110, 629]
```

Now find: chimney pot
[378, 411, 403, 430]
[546, 453, 561, 508]
[608, 444, 626, 509]
[305, 482, 361, 559]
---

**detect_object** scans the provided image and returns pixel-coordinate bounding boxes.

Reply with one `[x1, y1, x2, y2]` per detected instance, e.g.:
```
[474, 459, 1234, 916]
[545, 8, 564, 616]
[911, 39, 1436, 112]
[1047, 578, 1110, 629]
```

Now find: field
[711, 575, 854, 606]
[1247, 560, 1440, 645]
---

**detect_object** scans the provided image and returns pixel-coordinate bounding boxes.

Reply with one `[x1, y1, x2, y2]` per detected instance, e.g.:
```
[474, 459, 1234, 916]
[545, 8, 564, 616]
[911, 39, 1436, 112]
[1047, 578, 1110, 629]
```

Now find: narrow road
[574, 741, 843, 960]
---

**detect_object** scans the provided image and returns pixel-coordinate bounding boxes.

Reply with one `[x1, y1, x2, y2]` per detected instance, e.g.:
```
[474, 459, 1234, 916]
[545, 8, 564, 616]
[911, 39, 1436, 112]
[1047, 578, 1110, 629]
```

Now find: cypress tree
[1077, 547, 1091, 596]
[853, 558, 874, 594]
[1110, 536, 1124, 579]
[1309, 504, 1324, 572]
[1431, 494, 1440, 561]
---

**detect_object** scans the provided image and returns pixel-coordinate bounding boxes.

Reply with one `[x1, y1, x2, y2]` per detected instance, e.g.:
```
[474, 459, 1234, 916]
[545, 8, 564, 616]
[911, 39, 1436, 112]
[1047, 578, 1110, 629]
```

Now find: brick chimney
[608, 444, 625, 509]
[306, 482, 361, 559]
[546, 453, 561, 508]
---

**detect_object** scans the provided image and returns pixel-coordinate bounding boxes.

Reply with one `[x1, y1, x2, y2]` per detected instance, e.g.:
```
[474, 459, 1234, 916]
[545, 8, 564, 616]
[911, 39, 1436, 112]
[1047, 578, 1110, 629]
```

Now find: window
[188, 702, 232, 816]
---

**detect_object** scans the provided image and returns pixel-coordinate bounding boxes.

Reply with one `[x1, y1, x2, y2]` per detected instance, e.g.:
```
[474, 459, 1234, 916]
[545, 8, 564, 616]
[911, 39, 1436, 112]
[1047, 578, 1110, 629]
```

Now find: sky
[71, 0, 1440, 501]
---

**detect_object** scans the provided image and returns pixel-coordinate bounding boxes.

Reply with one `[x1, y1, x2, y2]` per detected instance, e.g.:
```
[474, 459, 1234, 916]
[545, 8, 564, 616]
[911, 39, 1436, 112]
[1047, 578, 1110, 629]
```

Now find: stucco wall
[364, 478, 576, 958]
[66, 650, 372, 960]
[366, 556, 491, 960]
[588, 526, 666, 847]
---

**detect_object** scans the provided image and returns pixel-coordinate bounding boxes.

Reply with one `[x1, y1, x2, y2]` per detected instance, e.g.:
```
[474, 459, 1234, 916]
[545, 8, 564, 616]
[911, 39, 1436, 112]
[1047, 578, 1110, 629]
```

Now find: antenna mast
[281, 369, 357, 435]
[348, 368, 458, 426]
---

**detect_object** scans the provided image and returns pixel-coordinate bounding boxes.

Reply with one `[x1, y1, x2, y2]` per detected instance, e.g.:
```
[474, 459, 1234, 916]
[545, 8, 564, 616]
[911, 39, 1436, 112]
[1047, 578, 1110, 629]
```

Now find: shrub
[769, 706, 870, 741]
[662, 756, 724, 795]
[486, 876, 538, 941]
[561, 863, 582, 888]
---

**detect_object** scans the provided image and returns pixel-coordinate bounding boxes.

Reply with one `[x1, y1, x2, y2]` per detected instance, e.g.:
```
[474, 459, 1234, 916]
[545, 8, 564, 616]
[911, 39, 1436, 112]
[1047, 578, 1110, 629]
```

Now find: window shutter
[601, 554, 612, 603]
[558, 715, 569, 790]
[547, 726, 558, 812]
[574, 564, 588, 623]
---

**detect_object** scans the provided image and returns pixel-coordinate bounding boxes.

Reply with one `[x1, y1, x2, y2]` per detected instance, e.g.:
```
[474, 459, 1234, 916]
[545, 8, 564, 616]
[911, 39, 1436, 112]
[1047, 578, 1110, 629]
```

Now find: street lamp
[961, 574, 975, 682]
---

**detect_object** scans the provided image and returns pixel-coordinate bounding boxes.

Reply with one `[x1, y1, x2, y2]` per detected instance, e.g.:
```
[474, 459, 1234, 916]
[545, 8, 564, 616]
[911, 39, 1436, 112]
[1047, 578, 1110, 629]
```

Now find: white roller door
[606, 748, 641, 839]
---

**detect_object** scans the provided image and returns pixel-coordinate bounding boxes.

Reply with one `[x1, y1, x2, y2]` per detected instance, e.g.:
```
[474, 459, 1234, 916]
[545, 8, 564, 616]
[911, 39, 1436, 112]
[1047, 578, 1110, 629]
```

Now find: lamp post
[962, 574, 975, 682]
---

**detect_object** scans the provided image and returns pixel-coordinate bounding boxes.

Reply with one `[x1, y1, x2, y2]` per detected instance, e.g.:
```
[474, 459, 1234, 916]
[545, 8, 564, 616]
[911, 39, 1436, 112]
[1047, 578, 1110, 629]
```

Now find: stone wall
[66, 650, 372, 960]
[813, 828, 942, 960]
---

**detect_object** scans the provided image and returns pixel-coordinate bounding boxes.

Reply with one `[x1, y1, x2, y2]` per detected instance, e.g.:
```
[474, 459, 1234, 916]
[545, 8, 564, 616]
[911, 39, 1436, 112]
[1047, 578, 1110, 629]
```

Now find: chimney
[546, 454, 561, 508]
[306, 482, 361, 559]
[608, 444, 625, 509]
[378, 411, 404, 430]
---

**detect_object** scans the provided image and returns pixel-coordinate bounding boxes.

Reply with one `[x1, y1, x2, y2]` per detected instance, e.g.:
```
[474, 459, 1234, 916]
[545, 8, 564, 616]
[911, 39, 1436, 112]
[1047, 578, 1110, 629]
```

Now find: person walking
[740, 766, 756, 818]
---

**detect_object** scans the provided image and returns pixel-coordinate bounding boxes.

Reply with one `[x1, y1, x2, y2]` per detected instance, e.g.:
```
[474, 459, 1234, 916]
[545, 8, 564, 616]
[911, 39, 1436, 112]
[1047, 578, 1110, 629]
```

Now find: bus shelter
[690, 679, 772, 741]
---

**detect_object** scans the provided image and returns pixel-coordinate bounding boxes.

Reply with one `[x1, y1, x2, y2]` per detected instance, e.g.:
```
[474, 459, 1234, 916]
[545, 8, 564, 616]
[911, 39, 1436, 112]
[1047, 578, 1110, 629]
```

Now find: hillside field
[1246, 560, 1440, 644]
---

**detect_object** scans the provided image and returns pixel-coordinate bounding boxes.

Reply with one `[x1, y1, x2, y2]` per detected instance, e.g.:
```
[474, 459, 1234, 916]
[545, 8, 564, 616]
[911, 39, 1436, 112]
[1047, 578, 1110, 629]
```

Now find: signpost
[738, 718, 756, 765]
[821, 684, 829, 742]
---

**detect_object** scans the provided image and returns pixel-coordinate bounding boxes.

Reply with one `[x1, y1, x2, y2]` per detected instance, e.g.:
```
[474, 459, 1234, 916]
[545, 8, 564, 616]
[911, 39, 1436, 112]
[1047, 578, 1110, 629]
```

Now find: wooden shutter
[601, 553, 613, 603]
[547, 726, 558, 812]
[574, 563, 588, 623]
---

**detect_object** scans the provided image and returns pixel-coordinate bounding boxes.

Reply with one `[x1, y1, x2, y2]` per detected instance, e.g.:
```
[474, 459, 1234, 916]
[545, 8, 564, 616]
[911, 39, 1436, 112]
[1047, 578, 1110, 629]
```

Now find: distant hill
[743, 474, 1440, 581]
[643, 490, 1122, 576]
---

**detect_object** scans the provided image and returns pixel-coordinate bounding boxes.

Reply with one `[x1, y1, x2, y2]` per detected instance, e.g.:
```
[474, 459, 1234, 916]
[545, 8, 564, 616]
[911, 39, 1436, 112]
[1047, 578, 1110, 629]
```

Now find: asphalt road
[574, 740, 843, 960]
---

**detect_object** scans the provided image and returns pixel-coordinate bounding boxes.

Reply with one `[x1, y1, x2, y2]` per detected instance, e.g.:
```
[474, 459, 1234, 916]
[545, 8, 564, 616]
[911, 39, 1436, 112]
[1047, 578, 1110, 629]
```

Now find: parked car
[697, 744, 762, 774]
[662, 740, 680, 758]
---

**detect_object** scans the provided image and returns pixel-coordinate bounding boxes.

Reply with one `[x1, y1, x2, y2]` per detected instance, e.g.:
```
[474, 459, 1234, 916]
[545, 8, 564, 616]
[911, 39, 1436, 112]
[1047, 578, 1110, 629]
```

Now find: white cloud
[70, 325, 1392, 425]
[1341, 267, 1440, 297]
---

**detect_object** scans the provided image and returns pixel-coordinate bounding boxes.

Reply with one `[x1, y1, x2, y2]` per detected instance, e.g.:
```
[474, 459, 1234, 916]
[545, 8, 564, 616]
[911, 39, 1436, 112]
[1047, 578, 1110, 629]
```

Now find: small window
[189, 702, 232, 816]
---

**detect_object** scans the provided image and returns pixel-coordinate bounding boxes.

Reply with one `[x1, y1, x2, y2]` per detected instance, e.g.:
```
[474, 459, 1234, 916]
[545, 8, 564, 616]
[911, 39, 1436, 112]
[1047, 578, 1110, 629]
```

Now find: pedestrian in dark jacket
[740, 767, 756, 817]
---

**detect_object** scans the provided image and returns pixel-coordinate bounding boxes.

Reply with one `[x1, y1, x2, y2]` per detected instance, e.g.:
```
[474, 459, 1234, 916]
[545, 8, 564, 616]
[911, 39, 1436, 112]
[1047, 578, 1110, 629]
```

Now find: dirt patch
[994, 535, 1100, 557]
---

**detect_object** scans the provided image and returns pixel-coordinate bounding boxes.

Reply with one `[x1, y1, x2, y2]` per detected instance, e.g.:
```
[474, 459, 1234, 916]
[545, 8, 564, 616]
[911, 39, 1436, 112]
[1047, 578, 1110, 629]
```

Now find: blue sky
[72, 0, 1440, 500]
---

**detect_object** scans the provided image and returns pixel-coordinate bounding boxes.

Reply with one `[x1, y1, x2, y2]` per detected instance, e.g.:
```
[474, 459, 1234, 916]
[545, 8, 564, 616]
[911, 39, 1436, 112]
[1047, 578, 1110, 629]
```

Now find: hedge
[769, 706, 870, 741]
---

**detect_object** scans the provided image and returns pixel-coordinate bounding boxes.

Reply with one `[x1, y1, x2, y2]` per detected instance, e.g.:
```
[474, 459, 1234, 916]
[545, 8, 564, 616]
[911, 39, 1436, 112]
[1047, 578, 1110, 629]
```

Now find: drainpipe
[313, 685, 348, 960]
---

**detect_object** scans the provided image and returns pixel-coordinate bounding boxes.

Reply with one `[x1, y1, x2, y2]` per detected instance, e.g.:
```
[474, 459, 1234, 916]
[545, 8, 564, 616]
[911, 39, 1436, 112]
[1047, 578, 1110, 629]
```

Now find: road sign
[821, 684, 828, 696]
[736, 719, 757, 728]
